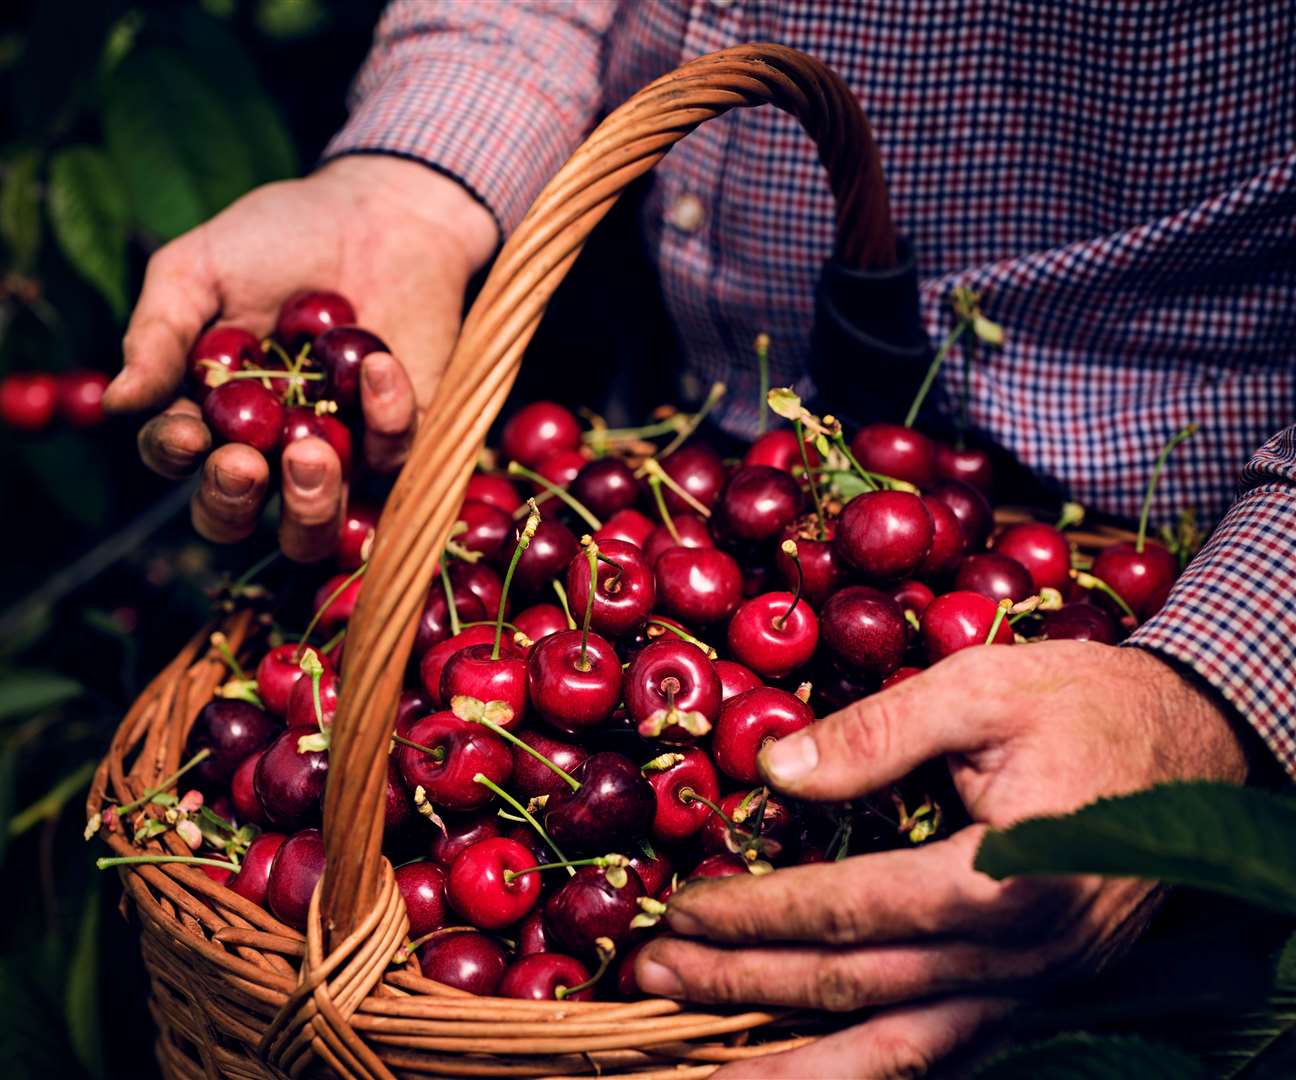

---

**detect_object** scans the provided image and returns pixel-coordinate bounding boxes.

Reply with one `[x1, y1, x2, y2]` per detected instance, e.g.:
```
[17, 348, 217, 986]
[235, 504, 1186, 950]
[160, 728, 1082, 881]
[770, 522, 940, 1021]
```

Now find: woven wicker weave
[88, 44, 1113, 1079]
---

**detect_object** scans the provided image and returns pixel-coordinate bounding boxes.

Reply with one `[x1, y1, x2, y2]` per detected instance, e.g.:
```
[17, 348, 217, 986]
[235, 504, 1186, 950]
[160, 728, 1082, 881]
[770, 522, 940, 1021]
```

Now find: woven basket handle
[322, 43, 897, 941]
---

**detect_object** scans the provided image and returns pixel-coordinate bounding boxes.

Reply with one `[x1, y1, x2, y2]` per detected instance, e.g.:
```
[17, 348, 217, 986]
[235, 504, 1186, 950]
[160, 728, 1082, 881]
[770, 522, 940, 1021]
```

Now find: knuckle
[832, 697, 896, 765]
[872, 1032, 934, 1079]
[811, 957, 865, 1012]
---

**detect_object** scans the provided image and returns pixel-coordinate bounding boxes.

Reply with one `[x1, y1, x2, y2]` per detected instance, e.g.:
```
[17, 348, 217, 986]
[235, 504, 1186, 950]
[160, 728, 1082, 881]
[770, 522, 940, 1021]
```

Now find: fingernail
[363, 355, 394, 396]
[213, 466, 254, 497]
[636, 958, 684, 998]
[761, 733, 818, 785]
[287, 459, 326, 493]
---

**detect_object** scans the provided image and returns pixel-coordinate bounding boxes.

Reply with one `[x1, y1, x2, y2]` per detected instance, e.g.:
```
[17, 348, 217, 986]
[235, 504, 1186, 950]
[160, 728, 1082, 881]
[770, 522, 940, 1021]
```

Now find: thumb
[104, 237, 218, 414]
[758, 657, 1001, 800]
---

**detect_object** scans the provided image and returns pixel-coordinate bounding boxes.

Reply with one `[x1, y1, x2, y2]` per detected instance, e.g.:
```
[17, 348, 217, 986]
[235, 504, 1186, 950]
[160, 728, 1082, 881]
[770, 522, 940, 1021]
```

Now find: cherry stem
[581, 415, 684, 444]
[595, 551, 625, 589]
[1136, 423, 1198, 553]
[472, 718, 581, 793]
[406, 925, 477, 955]
[679, 787, 733, 825]
[233, 548, 280, 587]
[461, 620, 522, 634]
[659, 381, 726, 460]
[577, 538, 598, 671]
[793, 418, 827, 539]
[472, 773, 571, 870]
[391, 735, 446, 762]
[115, 749, 211, 817]
[494, 502, 540, 660]
[503, 855, 607, 882]
[661, 676, 679, 712]
[774, 541, 803, 631]
[96, 854, 240, 872]
[983, 599, 1012, 645]
[439, 558, 462, 638]
[647, 473, 682, 544]
[209, 632, 246, 681]
[297, 563, 367, 657]
[755, 334, 770, 437]
[904, 318, 970, 428]
[507, 461, 602, 531]
[320, 627, 347, 656]
[552, 580, 577, 630]
[1072, 570, 1137, 623]
[646, 618, 717, 659]
[831, 433, 880, 492]
[555, 944, 615, 1000]
[640, 458, 711, 517]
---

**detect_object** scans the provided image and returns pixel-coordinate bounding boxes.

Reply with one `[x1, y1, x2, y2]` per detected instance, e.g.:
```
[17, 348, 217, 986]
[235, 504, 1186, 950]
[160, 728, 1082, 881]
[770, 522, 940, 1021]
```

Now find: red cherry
[418, 625, 497, 706]
[892, 580, 935, 618]
[202, 380, 285, 454]
[510, 519, 580, 595]
[544, 753, 656, 854]
[698, 789, 795, 858]
[654, 547, 743, 625]
[516, 909, 552, 956]
[617, 941, 649, 997]
[417, 930, 508, 994]
[743, 428, 821, 473]
[499, 953, 593, 1001]
[275, 290, 356, 347]
[456, 500, 514, 560]
[312, 573, 364, 635]
[413, 585, 488, 657]
[819, 585, 908, 679]
[254, 727, 328, 827]
[565, 538, 655, 638]
[659, 445, 727, 514]
[188, 326, 260, 397]
[395, 690, 432, 738]
[713, 687, 814, 783]
[398, 710, 512, 811]
[57, 370, 110, 427]
[994, 522, 1072, 592]
[646, 746, 720, 843]
[628, 848, 674, 898]
[311, 326, 386, 411]
[1043, 602, 1119, 644]
[927, 479, 994, 550]
[544, 864, 645, 958]
[394, 862, 449, 939]
[514, 603, 569, 645]
[185, 700, 280, 786]
[716, 465, 803, 543]
[281, 406, 353, 478]
[230, 750, 268, 826]
[954, 552, 1034, 605]
[465, 472, 523, 514]
[920, 590, 1014, 663]
[440, 641, 529, 729]
[286, 663, 339, 729]
[1090, 541, 1178, 621]
[533, 447, 588, 493]
[726, 591, 819, 679]
[624, 639, 721, 741]
[714, 659, 762, 701]
[881, 665, 924, 690]
[594, 507, 656, 549]
[642, 513, 714, 567]
[511, 729, 591, 799]
[571, 458, 640, 520]
[337, 502, 378, 570]
[850, 423, 936, 486]
[501, 401, 581, 468]
[383, 759, 413, 833]
[688, 852, 750, 882]
[915, 495, 966, 577]
[935, 444, 994, 494]
[256, 643, 323, 716]
[0, 373, 59, 431]
[427, 812, 501, 867]
[775, 520, 847, 607]
[446, 837, 542, 929]
[836, 490, 934, 580]
[226, 831, 285, 907]
[525, 629, 623, 730]
[265, 827, 326, 931]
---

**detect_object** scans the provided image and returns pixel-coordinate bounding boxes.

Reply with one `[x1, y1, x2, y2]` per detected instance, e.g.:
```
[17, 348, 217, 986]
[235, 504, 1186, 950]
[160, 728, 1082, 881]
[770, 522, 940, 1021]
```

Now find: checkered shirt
[327, 0, 1296, 775]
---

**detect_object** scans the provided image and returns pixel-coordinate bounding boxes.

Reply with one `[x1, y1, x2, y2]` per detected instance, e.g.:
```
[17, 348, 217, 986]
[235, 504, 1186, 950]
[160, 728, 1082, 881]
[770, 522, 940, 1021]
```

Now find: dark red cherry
[624, 639, 722, 741]
[836, 490, 934, 581]
[775, 520, 847, 607]
[565, 538, 655, 638]
[654, 547, 743, 625]
[921, 590, 1014, 663]
[850, 423, 936, 487]
[440, 642, 529, 728]
[994, 522, 1071, 593]
[275, 290, 356, 348]
[659, 445, 727, 514]
[447, 837, 542, 929]
[57, 370, 109, 427]
[526, 629, 623, 730]
[533, 447, 588, 493]
[337, 502, 379, 570]
[688, 853, 750, 882]
[595, 507, 655, 549]
[545, 753, 656, 854]
[927, 479, 994, 550]
[544, 864, 645, 958]
[312, 326, 386, 411]
[1043, 602, 1119, 645]
[281, 407, 353, 478]
[714, 659, 762, 701]
[397, 710, 512, 811]
[0, 373, 57, 431]
[428, 812, 501, 867]
[456, 500, 514, 560]
[617, 941, 648, 997]
[514, 603, 569, 645]
[286, 664, 339, 729]
[510, 520, 580, 594]
[820, 585, 908, 679]
[265, 827, 326, 931]
[185, 700, 280, 787]
[188, 326, 261, 397]
[253, 727, 328, 827]
[726, 592, 819, 679]
[382, 761, 413, 835]
[465, 472, 523, 514]
[628, 848, 673, 898]
[512, 728, 591, 799]
[743, 428, 821, 473]
[501, 401, 581, 468]
[881, 666, 924, 690]
[915, 495, 966, 577]
[418, 625, 497, 706]
[448, 560, 505, 622]
[417, 930, 508, 994]
[202, 380, 285, 454]
[646, 747, 720, 843]
[713, 687, 815, 784]
[642, 513, 715, 567]
[954, 552, 1034, 605]
[716, 466, 802, 543]
[571, 458, 640, 520]
[394, 862, 449, 939]
[1091, 541, 1178, 621]
[413, 583, 488, 656]
[312, 572, 364, 635]
[935, 444, 994, 494]
[395, 690, 432, 738]
[698, 789, 795, 858]
[516, 909, 553, 956]
[499, 953, 593, 1001]
[226, 831, 284, 907]
[230, 749, 268, 826]
[892, 580, 935, 619]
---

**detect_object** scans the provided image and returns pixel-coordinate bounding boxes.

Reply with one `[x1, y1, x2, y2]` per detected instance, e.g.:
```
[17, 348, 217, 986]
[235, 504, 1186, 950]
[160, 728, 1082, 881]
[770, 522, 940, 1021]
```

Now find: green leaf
[8, 760, 97, 839]
[256, 0, 329, 38]
[17, 430, 111, 527]
[1, 149, 43, 273]
[974, 1034, 1207, 1079]
[975, 782, 1296, 917]
[0, 671, 84, 723]
[47, 147, 130, 319]
[65, 880, 103, 1078]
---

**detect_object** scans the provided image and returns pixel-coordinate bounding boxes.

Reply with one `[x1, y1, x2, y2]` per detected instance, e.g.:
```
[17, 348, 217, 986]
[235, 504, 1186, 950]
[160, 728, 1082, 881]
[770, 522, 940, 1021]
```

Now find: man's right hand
[104, 155, 497, 561]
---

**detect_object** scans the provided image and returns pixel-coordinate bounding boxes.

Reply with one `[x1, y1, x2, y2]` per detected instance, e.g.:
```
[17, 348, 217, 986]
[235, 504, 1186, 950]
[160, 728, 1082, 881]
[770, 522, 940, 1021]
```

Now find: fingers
[712, 995, 1016, 1079]
[279, 436, 344, 563]
[191, 443, 270, 543]
[759, 651, 1013, 800]
[137, 399, 210, 478]
[106, 238, 218, 414]
[360, 352, 417, 472]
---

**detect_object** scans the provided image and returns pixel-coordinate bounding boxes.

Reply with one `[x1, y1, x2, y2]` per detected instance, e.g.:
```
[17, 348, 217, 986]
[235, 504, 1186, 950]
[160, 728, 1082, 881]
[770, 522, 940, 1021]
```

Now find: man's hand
[634, 641, 1249, 1078]
[105, 156, 497, 561]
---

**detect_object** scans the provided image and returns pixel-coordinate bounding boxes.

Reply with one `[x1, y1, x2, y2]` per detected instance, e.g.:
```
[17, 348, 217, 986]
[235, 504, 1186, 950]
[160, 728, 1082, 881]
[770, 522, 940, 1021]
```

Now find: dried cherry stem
[639, 457, 711, 517]
[659, 381, 726, 460]
[391, 735, 446, 762]
[755, 334, 771, 437]
[904, 318, 970, 428]
[1071, 569, 1137, 623]
[552, 580, 578, 630]
[577, 537, 599, 672]
[472, 773, 571, 869]
[774, 540, 804, 631]
[494, 501, 540, 660]
[983, 598, 1012, 645]
[297, 563, 367, 658]
[647, 472, 682, 544]
[438, 557, 462, 637]
[646, 619, 717, 659]
[1136, 423, 1198, 553]
[506, 461, 602, 531]
[96, 854, 240, 872]
[555, 941, 616, 1000]
[793, 418, 827, 539]
[114, 749, 212, 818]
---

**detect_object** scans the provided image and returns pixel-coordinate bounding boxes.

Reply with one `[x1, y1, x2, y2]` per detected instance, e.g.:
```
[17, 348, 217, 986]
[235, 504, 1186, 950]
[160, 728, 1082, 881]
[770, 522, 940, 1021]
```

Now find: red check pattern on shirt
[327, 1, 1296, 774]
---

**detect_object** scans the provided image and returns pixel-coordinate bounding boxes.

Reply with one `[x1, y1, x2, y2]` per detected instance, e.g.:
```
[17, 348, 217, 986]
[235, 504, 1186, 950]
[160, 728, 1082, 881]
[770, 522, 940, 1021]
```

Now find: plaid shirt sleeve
[1128, 430, 1296, 776]
[323, 0, 615, 235]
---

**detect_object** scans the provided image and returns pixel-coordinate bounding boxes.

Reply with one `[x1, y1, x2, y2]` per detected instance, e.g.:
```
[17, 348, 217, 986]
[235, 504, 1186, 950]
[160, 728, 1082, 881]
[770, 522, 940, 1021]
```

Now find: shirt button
[666, 193, 705, 233]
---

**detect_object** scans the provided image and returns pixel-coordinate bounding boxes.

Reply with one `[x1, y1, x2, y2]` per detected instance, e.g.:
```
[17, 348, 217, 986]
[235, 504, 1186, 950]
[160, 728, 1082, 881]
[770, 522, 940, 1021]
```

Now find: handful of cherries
[94, 380, 1198, 1003]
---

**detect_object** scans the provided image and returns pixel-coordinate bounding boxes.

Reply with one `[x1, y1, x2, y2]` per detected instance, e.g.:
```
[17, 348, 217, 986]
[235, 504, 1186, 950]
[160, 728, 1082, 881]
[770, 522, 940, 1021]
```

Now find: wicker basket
[88, 44, 1132, 1080]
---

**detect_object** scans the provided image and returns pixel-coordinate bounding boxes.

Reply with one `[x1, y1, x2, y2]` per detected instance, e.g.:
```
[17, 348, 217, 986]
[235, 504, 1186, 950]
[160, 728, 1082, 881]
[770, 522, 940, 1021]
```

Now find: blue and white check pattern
[327, 0, 1296, 775]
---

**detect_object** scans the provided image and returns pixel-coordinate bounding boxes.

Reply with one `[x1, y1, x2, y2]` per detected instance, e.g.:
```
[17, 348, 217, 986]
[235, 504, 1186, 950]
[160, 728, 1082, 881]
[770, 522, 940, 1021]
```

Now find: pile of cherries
[0, 369, 110, 431]
[99, 390, 1192, 1004]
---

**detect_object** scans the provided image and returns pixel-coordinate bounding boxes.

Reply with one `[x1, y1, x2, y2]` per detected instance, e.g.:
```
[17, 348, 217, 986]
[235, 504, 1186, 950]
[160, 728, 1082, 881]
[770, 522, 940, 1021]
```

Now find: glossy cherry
[716, 466, 802, 543]
[286, 664, 339, 729]
[1043, 602, 1119, 645]
[427, 813, 501, 867]
[743, 428, 821, 473]
[698, 789, 795, 858]
[281, 407, 353, 478]
[312, 572, 364, 635]
[253, 727, 329, 827]
[775, 519, 846, 607]
[229, 749, 268, 825]
[624, 639, 721, 741]
[714, 659, 762, 701]
[383, 759, 413, 833]
[954, 552, 1034, 605]
[501, 401, 582, 468]
[1091, 541, 1178, 621]
[465, 472, 523, 514]
[265, 827, 326, 931]
[820, 585, 908, 678]
[202, 381, 285, 454]
[935, 444, 994, 494]
[275, 290, 356, 347]
[394, 690, 432, 738]
[526, 629, 623, 730]
[659, 445, 727, 514]
[186, 700, 280, 786]
[417, 931, 508, 994]
[642, 513, 714, 567]
[456, 500, 514, 560]
[446, 837, 542, 929]
[836, 490, 934, 581]
[850, 423, 936, 487]
[516, 909, 553, 956]
[995, 522, 1071, 592]
[312, 326, 386, 410]
[544, 864, 645, 957]
[920, 590, 1014, 663]
[418, 625, 497, 706]
[188, 326, 261, 397]
[226, 831, 285, 907]
[512, 728, 591, 799]
[565, 538, 655, 638]
[727, 591, 819, 679]
[646, 747, 720, 843]
[545, 753, 656, 854]
[393, 862, 449, 939]
[713, 687, 815, 784]
[0, 373, 57, 431]
[927, 479, 994, 550]
[499, 953, 594, 1001]
[915, 495, 966, 577]
[569, 457, 639, 520]
[397, 711, 512, 811]
[533, 447, 588, 493]
[595, 507, 656, 549]
[448, 560, 505, 621]
[881, 666, 924, 690]
[413, 584, 487, 657]
[337, 502, 379, 570]
[627, 848, 673, 898]
[514, 603, 569, 644]
[510, 519, 580, 595]
[688, 853, 750, 882]
[440, 641, 529, 728]
[892, 579, 935, 619]
[653, 547, 743, 624]
[57, 370, 110, 427]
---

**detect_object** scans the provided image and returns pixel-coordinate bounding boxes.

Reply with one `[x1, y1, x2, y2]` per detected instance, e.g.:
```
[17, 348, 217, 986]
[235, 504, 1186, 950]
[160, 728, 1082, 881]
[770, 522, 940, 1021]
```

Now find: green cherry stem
[552, 580, 577, 630]
[439, 557, 462, 638]
[494, 501, 540, 660]
[96, 854, 241, 872]
[647, 473, 682, 544]
[755, 334, 770, 437]
[904, 318, 970, 429]
[1071, 570, 1137, 623]
[506, 461, 602, 532]
[640, 457, 711, 517]
[646, 618, 717, 659]
[577, 537, 599, 671]
[581, 415, 685, 445]
[774, 540, 804, 631]
[466, 712, 581, 792]
[297, 562, 367, 658]
[793, 417, 827, 539]
[1136, 423, 1199, 553]
[208, 632, 247, 681]
[320, 626, 347, 656]
[679, 787, 733, 825]
[659, 381, 726, 460]
[114, 749, 212, 818]
[555, 942, 616, 1000]
[503, 855, 609, 883]
[472, 773, 571, 871]
[983, 599, 1012, 645]
[831, 432, 880, 492]
[233, 548, 280, 588]
[391, 735, 446, 762]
